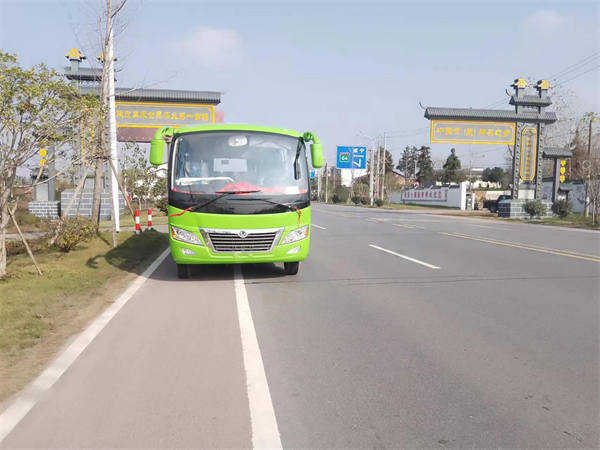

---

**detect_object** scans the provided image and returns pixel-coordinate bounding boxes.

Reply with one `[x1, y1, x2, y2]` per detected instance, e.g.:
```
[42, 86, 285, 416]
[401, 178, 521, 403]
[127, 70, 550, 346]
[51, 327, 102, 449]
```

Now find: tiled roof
[77, 86, 221, 104]
[542, 147, 572, 158]
[424, 107, 557, 124]
[63, 66, 102, 81]
[509, 95, 552, 106]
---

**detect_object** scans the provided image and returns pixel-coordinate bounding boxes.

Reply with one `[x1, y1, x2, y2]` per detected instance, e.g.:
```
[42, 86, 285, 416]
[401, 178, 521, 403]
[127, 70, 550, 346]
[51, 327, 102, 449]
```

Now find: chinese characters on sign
[401, 188, 447, 202]
[519, 126, 538, 181]
[115, 102, 214, 127]
[336, 146, 367, 169]
[431, 120, 516, 145]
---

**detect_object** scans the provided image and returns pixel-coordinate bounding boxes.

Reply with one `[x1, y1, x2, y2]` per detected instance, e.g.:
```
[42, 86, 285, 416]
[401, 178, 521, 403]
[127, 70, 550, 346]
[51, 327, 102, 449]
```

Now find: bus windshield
[171, 131, 309, 196]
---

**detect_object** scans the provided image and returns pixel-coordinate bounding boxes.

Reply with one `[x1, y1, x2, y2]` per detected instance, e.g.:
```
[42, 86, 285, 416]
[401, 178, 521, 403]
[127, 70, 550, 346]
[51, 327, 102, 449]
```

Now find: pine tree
[442, 148, 462, 183]
[416, 146, 434, 184]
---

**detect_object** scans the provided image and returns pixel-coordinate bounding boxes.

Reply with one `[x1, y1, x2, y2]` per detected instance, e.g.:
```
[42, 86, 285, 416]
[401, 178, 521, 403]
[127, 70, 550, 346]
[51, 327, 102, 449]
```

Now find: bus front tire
[284, 261, 299, 275]
[177, 263, 190, 279]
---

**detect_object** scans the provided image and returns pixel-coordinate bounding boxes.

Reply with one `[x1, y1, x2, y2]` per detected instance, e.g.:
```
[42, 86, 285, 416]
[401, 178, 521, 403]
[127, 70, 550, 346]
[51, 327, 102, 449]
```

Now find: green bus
[149, 124, 323, 278]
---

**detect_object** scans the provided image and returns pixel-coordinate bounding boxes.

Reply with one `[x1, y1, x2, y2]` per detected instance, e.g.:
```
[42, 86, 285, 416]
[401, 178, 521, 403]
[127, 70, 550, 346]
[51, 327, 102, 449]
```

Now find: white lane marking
[0, 247, 171, 444]
[369, 244, 440, 269]
[312, 223, 327, 230]
[233, 266, 282, 449]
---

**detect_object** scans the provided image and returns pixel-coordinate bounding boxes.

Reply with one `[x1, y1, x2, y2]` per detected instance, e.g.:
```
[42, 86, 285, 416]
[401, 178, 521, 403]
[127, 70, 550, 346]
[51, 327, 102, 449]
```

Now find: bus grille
[203, 229, 282, 253]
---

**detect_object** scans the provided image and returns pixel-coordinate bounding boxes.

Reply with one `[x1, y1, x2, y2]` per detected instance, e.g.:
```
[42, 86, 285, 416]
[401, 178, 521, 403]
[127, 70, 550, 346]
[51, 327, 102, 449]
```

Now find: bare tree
[587, 178, 600, 225]
[90, 0, 128, 224]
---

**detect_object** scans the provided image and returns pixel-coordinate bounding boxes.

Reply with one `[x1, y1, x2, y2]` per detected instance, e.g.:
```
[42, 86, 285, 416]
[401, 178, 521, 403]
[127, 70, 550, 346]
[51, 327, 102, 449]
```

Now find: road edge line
[0, 247, 171, 444]
[369, 244, 440, 269]
[233, 265, 282, 449]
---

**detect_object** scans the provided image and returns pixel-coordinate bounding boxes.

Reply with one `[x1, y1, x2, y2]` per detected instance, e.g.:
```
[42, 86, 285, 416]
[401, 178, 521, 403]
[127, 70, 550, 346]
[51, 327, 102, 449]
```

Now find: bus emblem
[238, 230, 248, 239]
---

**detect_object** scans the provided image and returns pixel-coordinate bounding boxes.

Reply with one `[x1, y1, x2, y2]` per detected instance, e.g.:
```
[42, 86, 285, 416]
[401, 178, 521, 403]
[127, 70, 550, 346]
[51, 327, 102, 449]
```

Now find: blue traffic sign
[336, 146, 367, 169]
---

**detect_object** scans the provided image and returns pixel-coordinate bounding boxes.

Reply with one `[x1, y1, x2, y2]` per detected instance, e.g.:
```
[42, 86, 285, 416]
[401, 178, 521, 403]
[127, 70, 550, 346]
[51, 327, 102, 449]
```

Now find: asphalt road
[1, 203, 598, 448]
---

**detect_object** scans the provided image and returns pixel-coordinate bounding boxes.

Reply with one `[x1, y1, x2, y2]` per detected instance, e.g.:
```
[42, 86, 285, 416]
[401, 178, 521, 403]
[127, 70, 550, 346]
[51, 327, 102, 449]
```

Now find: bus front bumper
[170, 236, 310, 265]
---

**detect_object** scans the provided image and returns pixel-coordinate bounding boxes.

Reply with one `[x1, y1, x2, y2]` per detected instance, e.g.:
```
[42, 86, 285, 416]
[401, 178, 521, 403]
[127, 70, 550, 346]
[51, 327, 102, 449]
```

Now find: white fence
[389, 182, 467, 210]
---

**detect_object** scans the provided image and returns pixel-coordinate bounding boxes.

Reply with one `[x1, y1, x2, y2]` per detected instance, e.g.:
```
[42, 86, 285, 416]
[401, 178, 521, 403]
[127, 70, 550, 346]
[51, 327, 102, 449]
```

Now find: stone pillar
[512, 122, 522, 199]
[535, 123, 545, 200]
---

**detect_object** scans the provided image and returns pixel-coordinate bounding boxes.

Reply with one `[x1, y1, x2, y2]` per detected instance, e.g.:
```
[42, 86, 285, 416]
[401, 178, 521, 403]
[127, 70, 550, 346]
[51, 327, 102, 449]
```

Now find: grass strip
[0, 230, 169, 403]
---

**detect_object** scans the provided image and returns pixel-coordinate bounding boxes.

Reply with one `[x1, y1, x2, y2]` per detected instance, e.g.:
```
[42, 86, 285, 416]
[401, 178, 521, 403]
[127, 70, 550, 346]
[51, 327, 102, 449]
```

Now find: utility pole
[317, 168, 321, 201]
[107, 20, 120, 231]
[374, 135, 380, 200]
[325, 164, 329, 203]
[380, 132, 386, 200]
[369, 148, 374, 205]
[414, 158, 417, 185]
[350, 149, 355, 198]
[585, 115, 593, 216]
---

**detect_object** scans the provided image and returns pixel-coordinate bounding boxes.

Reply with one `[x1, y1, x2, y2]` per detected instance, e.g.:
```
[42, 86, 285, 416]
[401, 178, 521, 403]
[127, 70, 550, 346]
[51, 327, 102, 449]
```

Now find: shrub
[360, 197, 369, 205]
[332, 186, 350, 204]
[551, 199, 571, 218]
[523, 200, 546, 219]
[154, 196, 168, 214]
[54, 216, 98, 252]
[375, 199, 384, 207]
[15, 212, 40, 226]
[7, 235, 49, 256]
[351, 195, 361, 205]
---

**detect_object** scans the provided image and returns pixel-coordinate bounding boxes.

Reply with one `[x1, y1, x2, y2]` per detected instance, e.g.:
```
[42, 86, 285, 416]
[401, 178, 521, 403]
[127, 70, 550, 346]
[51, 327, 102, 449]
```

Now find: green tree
[396, 146, 418, 181]
[482, 166, 505, 183]
[442, 148, 463, 183]
[369, 147, 394, 174]
[0, 52, 86, 277]
[416, 146, 434, 185]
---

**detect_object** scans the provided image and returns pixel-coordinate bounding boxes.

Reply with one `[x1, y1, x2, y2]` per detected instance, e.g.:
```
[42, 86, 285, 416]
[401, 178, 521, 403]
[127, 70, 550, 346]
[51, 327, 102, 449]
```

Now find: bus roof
[172, 124, 302, 138]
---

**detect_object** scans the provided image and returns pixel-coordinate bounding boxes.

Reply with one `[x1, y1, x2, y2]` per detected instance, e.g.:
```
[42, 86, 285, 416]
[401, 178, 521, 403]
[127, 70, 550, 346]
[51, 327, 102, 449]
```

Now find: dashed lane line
[312, 223, 327, 230]
[369, 244, 441, 269]
[392, 223, 425, 230]
[439, 232, 600, 263]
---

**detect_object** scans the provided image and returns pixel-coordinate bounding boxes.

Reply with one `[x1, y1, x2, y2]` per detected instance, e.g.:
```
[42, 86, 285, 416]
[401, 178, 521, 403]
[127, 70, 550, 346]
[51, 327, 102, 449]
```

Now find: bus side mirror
[150, 138, 166, 166]
[310, 142, 323, 168]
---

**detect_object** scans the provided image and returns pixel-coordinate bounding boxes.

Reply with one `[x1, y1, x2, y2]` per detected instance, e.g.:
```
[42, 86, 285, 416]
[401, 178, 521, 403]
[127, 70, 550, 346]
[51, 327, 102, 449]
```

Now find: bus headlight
[281, 225, 309, 245]
[170, 225, 204, 246]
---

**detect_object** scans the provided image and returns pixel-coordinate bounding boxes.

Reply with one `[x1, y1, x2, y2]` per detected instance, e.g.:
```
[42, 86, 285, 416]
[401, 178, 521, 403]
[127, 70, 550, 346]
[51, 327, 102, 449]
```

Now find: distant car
[488, 195, 512, 213]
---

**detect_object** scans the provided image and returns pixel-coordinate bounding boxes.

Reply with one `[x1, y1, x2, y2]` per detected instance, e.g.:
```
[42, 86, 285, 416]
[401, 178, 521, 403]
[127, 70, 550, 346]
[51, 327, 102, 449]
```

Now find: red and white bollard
[135, 209, 141, 234]
[147, 208, 152, 229]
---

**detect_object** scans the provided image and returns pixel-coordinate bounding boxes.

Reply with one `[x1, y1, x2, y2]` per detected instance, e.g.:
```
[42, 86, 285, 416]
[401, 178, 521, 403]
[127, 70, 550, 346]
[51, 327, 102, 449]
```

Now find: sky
[1, 0, 599, 170]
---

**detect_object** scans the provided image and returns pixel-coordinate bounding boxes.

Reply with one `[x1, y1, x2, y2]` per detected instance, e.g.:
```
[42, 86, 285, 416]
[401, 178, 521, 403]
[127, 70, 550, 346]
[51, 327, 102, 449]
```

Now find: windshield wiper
[231, 197, 305, 226]
[169, 190, 261, 217]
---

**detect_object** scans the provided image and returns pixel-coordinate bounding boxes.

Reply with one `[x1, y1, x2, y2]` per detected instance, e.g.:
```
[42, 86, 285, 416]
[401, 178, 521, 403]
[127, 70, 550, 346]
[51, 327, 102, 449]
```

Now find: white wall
[340, 169, 367, 187]
[389, 182, 467, 210]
